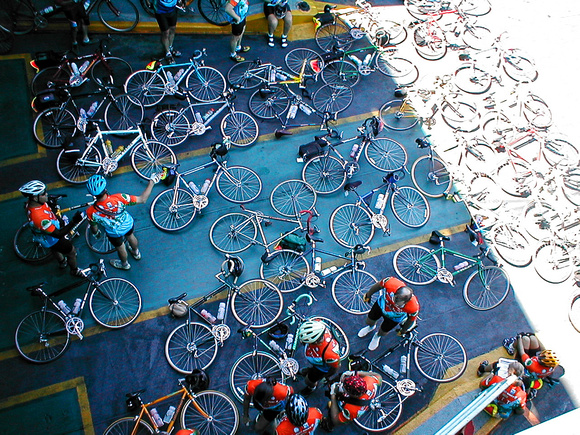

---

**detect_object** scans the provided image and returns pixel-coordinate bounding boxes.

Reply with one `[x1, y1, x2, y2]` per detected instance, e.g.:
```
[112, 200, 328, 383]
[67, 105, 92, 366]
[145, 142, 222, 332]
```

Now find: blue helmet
[87, 174, 107, 196]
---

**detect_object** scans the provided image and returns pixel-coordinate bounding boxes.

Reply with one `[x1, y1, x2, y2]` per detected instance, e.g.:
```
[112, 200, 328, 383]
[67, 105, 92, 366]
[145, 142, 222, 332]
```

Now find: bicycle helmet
[175, 430, 200, 435]
[286, 394, 309, 426]
[224, 256, 244, 277]
[86, 174, 107, 196]
[19, 180, 46, 197]
[393, 286, 414, 307]
[538, 350, 559, 367]
[342, 374, 367, 397]
[297, 320, 326, 344]
[268, 322, 289, 340]
[185, 369, 210, 392]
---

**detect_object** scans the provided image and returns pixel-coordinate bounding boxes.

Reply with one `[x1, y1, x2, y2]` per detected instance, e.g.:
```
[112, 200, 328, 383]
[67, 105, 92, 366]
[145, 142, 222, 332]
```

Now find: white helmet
[19, 180, 46, 197]
[297, 320, 326, 344]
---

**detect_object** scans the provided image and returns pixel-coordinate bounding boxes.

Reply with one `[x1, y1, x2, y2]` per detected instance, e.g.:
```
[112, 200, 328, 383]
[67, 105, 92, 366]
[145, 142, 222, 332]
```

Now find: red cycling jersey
[480, 375, 527, 409]
[337, 375, 381, 423]
[246, 379, 293, 411]
[304, 330, 340, 372]
[26, 203, 61, 247]
[521, 352, 556, 379]
[275, 407, 323, 435]
[377, 277, 420, 322]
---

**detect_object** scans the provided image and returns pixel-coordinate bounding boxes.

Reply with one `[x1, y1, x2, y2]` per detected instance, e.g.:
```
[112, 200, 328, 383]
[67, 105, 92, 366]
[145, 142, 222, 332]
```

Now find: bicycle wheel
[502, 51, 538, 83]
[533, 240, 573, 284]
[198, 0, 229, 26]
[97, 0, 139, 32]
[301, 155, 346, 194]
[331, 269, 377, 314]
[463, 266, 510, 310]
[13, 223, 52, 263]
[312, 84, 353, 114]
[33, 107, 76, 149]
[31, 67, 71, 96]
[330, 204, 374, 248]
[521, 94, 552, 130]
[544, 138, 579, 167]
[489, 223, 532, 268]
[414, 333, 467, 382]
[354, 380, 403, 432]
[454, 64, 492, 94]
[365, 138, 408, 172]
[441, 100, 479, 132]
[270, 180, 317, 218]
[521, 200, 562, 241]
[131, 140, 177, 180]
[495, 159, 537, 198]
[227, 61, 266, 89]
[209, 213, 257, 253]
[124, 70, 166, 107]
[462, 25, 493, 50]
[151, 109, 190, 146]
[104, 93, 144, 130]
[220, 111, 259, 147]
[375, 54, 419, 86]
[284, 48, 323, 77]
[321, 60, 360, 88]
[410, 155, 451, 198]
[468, 172, 503, 210]
[459, 0, 491, 16]
[140, 0, 155, 15]
[390, 186, 430, 228]
[0, 15, 15, 55]
[90, 278, 142, 327]
[185, 66, 226, 102]
[150, 188, 197, 231]
[231, 279, 283, 328]
[249, 86, 289, 119]
[91, 57, 133, 88]
[259, 249, 308, 293]
[85, 225, 115, 254]
[165, 321, 218, 372]
[182, 390, 239, 435]
[405, 0, 442, 19]
[216, 165, 262, 203]
[15, 310, 70, 363]
[315, 23, 352, 52]
[313, 316, 350, 359]
[413, 24, 447, 61]
[12, 0, 35, 35]
[463, 138, 497, 173]
[103, 417, 154, 435]
[481, 111, 514, 144]
[230, 351, 285, 402]
[56, 146, 103, 184]
[380, 99, 419, 131]
[393, 245, 439, 285]
[562, 171, 580, 206]
[569, 292, 580, 333]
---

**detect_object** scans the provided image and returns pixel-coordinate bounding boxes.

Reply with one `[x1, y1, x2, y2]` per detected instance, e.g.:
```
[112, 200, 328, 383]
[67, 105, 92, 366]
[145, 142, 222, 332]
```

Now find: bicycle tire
[463, 138, 497, 173]
[562, 171, 580, 206]
[405, 0, 442, 20]
[414, 333, 467, 382]
[441, 100, 480, 132]
[198, 0, 229, 26]
[315, 22, 353, 52]
[382, 20, 407, 45]
[215, 165, 262, 203]
[489, 223, 532, 268]
[502, 51, 538, 83]
[13, 223, 53, 263]
[521, 94, 552, 130]
[462, 25, 493, 50]
[312, 84, 353, 114]
[231, 279, 283, 328]
[124, 70, 166, 107]
[393, 245, 439, 285]
[301, 154, 346, 194]
[56, 146, 103, 184]
[331, 269, 377, 314]
[90, 57, 133, 88]
[521, 200, 561, 241]
[151, 109, 190, 146]
[533, 240, 573, 284]
[0, 17, 15, 55]
[150, 188, 197, 231]
[181, 390, 240, 435]
[390, 186, 430, 228]
[131, 140, 177, 180]
[569, 292, 580, 333]
[90, 278, 142, 327]
[495, 159, 537, 198]
[544, 137, 578, 167]
[85, 224, 116, 254]
[230, 351, 285, 402]
[248, 85, 290, 119]
[209, 212, 257, 253]
[15, 310, 70, 363]
[227, 60, 266, 89]
[321, 60, 360, 88]
[97, 0, 139, 32]
[410, 155, 451, 198]
[185, 66, 226, 102]
[459, 0, 491, 16]
[365, 138, 408, 172]
[380, 99, 419, 131]
[220, 111, 259, 147]
[140, 0, 155, 15]
[313, 316, 350, 359]
[104, 93, 144, 131]
[12, 0, 35, 35]
[270, 180, 317, 218]
[259, 249, 309, 293]
[454, 64, 492, 94]
[481, 111, 514, 144]
[354, 380, 403, 432]
[33, 107, 76, 149]
[165, 321, 218, 372]
[103, 416, 154, 435]
[31, 66, 72, 96]
[468, 172, 504, 211]
[375, 54, 419, 86]
[330, 204, 374, 248]
[284, 48, 324, 77]
[413, 24, 447, 61]
[463, 265, 510, 310]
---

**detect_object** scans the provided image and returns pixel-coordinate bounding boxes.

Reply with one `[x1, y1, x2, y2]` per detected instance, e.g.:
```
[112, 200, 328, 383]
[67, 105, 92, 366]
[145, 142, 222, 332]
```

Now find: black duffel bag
[298, 137, 329, 161]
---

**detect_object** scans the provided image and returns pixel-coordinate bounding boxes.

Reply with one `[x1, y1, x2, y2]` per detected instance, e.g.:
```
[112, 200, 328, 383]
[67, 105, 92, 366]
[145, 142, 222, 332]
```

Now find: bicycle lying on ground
[15, 259, 142, 363]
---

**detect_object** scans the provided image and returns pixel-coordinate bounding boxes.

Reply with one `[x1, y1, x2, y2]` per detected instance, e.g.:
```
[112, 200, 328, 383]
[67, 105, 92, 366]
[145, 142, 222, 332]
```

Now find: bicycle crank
[371, 214, 389, 232]
[192, 195, 209, 209]
[279, 358, 300, 377]
[436, 268, 455, 285]
[102, 157, 118, 174]
[190, 122, 207, 136]
[66, 317, 85, 339]
[305, 272, 322, 288]
[212, 324, 231, 344]
[396, 379, 417, 397]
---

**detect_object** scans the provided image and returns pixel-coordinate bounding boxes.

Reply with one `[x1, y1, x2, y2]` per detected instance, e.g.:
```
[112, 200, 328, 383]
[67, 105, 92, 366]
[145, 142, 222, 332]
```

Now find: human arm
[224, 2, 241, 23]
[363, 280, 384, 302]
[47, 211, 84, 239]
[398, 317, 416, 335]
[134, 179, 156, 204]
[328, 384, 342, 427]
[242, 393, 251, 426]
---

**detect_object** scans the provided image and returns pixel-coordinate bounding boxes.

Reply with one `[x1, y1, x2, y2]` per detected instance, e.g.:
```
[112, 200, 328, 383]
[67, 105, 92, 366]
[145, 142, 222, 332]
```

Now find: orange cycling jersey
[377, 277, 420, 322]
[275, 407, 323, 435]
[337, 375, 380, 423]
[246, 379, 293, 411]
[304, 330, 340, 372]
[480, 375, 527, 408]
[521, 353, 556, 379]
[27, 203, 61, 247]
[86, 193, 137, 237]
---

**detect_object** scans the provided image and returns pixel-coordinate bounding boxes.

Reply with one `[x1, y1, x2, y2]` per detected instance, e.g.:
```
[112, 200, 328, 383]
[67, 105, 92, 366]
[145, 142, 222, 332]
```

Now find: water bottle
[375, 193, 385, 210]
[105, 139, 113, 154]
[349, 143, 360, 158]
[72, 298, 83, 316]
[188, 181, 200, 194]
[62, 215, 70, 225]
[216, 302, 226, 321]
[454, 261, 469, 271]
[163, 406, 176, 424]
[79, 61, 90, 74]
[57, 300, 72, 315]
[86, 101, 98, 117]
[348, 54, 362, 67]
[40, 5, 55, 14]
[276, 71, 287, 81]
[269, 69, 277, 83]
[111, 145, 125, 158]
[320, 265, 338, 277]
[167, 71, 175, 86]
[314, 256, 322, 272]
[203, 108, 216, 121]
[285, 333, 294, 351]
[84, 0, 91, 10]
[194, 112, 203, 124]
[150, 408, 164, 427]
[200, 309, 216, 324]
[362, 53, 373, 66]
[173, 68, 185, 82]
[288, 104, 298, 119]
[399, 355, 407, 377]
[299, 103, 313, 115]
[269, 340, 284, 355]
[382, 363, 399, 380]
[71, 62, 80, 76]
[200, 178, 211, 195]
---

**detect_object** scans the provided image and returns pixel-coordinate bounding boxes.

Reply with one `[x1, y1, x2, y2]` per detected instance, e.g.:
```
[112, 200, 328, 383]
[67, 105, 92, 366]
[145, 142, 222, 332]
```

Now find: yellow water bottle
[105, 139, 113, 154]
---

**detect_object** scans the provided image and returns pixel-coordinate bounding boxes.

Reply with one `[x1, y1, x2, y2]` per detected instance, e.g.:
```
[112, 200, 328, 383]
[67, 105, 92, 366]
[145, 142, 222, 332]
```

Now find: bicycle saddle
[352, 244, 367, 255]
[161, 163, 179, 170]
[306, 233, 323, 243]
[126, 389, 146, 398]
[429, 230, 450, 244]
[344, 181, 362, 191]
[168, 292, 187, 304]
[26, 283, 46, 295]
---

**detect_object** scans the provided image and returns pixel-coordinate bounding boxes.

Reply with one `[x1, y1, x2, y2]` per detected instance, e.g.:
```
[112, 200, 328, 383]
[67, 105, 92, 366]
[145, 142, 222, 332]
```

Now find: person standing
[242, 377, 293, 433]
[275, 394, 323, 435]
[264, 0, 292, 48]
[154, 0, 181, 63]
[55, 0, 92, 50]
[225, 0, 251, 62]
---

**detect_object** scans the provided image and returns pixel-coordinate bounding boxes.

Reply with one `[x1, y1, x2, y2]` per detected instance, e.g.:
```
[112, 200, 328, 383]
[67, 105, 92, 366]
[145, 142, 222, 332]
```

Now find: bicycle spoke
[330, 204, 374, 248]
[414, 333, 467, 382]
[182, 391, 239, 435]
[260, 250, 308, 293]
[91, 278, 142, 327]
[233, 280, 282, 327]
[463, 266, 510, 310]
[166, 322, 217, 372]
[270, 180, 316, 218]
[209, 213, 256, 253]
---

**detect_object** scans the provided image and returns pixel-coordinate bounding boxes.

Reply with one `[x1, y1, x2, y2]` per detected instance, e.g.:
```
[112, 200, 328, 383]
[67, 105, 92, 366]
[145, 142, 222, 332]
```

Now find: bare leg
[126, 233, 140, 256]
[267, 15, 278, 36]
[167, 26, 176, 50]
[66, 246, 78, 270]
[116, 243, 130, 266]
[283, 12, 292, 35]
[161, 29, 171, 54]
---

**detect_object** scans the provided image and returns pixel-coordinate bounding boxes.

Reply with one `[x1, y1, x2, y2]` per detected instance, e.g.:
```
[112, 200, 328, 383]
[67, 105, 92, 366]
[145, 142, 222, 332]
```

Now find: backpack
[298, 137, 328, 161]
[278, 233, 307, 252]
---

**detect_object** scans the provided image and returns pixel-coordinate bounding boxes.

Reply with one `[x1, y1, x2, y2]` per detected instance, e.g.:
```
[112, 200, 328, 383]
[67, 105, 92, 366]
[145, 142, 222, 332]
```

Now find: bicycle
[9, 0, 139, 34]
[56, 122, 176, 183]
[14, 193, 115, 263]
[103, 377, 239, 435]
[15, 259, 142, 363]
[533, 225, 580, 284]
[124, 49, 226, 107]
[229, 292, 350, 402]
[570, 282, 580, 333]
[0, 9, 15, 54]
[329, 170, 431, 248]
[405, 0, 491, 20]
[164, 255, 283, 373]
[33, 84, 144, 149]
[393, 230, 511, 310]
[149, 140, 262, 231]
[150, 88, 259, 147]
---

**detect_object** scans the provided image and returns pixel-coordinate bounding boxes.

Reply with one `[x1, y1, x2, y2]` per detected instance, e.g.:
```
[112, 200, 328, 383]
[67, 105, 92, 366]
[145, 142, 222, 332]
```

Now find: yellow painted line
[0, 376, 95, 435]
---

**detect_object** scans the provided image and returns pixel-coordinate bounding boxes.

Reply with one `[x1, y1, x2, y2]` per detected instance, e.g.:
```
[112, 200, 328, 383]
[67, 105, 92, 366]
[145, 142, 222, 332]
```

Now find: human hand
[330, 383, 338, 395]
[363, 293, 371, 303]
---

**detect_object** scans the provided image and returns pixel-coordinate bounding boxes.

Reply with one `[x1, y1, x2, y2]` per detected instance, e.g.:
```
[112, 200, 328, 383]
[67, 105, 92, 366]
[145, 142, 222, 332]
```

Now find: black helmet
[394, 88, 407, 98]
[286, 394, 309, 426]
[394, 286, 413, 307]
[186, 369, 210, 392]
[224, 256, 244, 277]
[125, 394, 143, 412]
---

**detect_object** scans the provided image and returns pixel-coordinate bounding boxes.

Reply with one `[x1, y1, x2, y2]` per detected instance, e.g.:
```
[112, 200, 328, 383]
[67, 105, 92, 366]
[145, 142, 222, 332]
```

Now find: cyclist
[274, 394, 323, 434]
[358, 277, 420, 351]
[85, 175, 156, 271]
[55, 0, 92, 50]
[225, 0, 251, 62]
[297, 320, 342, 396]
[479, 361, 527, 419]
[242, 377, 293, 434]
[19, 180, 84, 276]
[153, 0, 181, 63]
[264, 0, 292, 48]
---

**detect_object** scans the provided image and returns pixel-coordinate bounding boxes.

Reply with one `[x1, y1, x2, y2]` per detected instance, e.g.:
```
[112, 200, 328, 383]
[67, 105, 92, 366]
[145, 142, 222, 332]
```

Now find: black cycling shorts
[50, 237, 74, 256]
[264, 3, 290, 18]
[106, 225, 134, 247]
[62, 3, 90, 26]
[155, 9, 178, 32]
[368, 302, 399, 333]
[231, 18, 246, 36]
[306, 365, 338, 384]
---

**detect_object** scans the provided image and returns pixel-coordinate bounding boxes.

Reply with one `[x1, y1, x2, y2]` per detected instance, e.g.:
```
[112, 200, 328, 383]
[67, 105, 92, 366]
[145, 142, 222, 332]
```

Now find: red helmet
[343, 375, 367, 397]
[175, 430, 199, 435]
